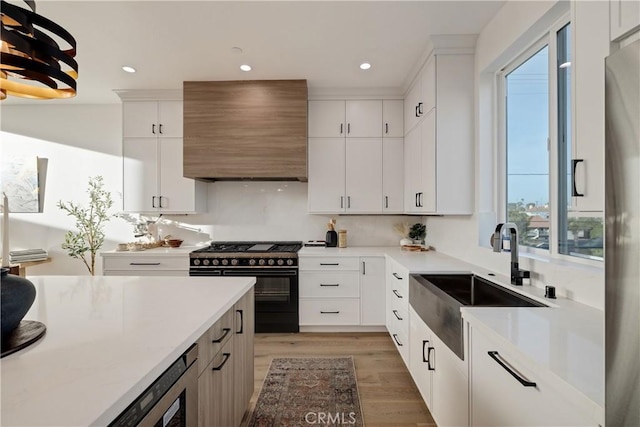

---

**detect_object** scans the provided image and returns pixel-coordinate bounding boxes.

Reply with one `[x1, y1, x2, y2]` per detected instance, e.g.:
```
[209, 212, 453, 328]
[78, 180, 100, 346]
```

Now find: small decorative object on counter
[408, 223, 427, 245]
[326, 219, 338, 247]
[545, 285, 557, 299]
[394, 222, 413, 247]
[338, 229, 347, 248]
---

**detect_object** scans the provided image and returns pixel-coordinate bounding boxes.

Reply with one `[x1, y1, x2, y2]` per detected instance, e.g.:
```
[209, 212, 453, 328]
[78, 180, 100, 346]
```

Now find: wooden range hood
[183, 80, 308, 181]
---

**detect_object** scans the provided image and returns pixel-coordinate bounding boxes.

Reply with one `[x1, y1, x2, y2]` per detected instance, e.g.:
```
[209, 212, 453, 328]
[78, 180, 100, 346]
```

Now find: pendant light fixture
[0, 0, 78, 100]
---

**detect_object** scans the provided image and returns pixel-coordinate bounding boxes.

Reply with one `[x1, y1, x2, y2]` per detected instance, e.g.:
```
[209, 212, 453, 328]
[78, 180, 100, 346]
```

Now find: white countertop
[100, 245, 206, 256]
[300, 245, 604, 410]
[1, 275, 255, 427]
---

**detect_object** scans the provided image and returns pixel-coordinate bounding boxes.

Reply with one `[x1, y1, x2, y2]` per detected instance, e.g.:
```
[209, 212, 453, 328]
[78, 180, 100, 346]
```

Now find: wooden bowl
[165, 239, 184, 248]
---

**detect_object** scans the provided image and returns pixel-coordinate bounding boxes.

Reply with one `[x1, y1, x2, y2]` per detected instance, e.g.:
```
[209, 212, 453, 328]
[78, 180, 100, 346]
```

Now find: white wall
[424, 0, 606, 310]
[1, 104, 410, 275]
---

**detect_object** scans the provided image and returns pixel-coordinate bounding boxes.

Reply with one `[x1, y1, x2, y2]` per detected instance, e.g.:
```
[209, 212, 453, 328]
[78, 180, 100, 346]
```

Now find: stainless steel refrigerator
[605, 38, 640, 426]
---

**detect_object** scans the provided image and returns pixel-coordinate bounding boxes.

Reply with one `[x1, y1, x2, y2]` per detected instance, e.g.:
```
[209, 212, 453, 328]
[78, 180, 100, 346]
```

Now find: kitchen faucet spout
[493, 222, 530, 286]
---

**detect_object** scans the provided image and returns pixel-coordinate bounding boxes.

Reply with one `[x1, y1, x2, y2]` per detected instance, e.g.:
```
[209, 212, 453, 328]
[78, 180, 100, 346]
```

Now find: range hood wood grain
[183, 80, 308, 181]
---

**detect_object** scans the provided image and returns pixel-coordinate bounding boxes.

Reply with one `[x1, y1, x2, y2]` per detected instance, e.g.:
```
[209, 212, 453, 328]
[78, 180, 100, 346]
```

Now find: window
[501, 19, 603, 262]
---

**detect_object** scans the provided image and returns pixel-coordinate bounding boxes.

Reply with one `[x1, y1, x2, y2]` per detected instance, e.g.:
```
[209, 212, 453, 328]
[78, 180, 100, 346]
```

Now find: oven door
[221, 269, 299, 333]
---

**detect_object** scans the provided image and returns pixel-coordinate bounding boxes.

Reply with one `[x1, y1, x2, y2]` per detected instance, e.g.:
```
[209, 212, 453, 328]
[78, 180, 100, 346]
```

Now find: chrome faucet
[493, 223, 530, 286]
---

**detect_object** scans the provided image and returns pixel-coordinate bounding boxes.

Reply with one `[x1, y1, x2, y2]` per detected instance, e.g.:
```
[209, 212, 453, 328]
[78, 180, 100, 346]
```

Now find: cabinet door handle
[385, 123, 389, 134]
[211, 327, 231, 343]
[418, 102, 423, 115]
[152, 196, 157, 208]
[320, 263, 339, 266]
[415, 193, 419, 207]
[392, 333, 403, 347]
[392, 273, 403, 280]
[572, 159, 584, 197]
[347, 196, 351, 208]
[158, 196, 164, 208]
[211, 353, 231, 371]
[340, 196, 344, 209]
[347, 123, 351, 134]
[320, 310, 340, 314]
[487, 351, 537, 387]
[340, 123, 344, 135]
[392, 310, 402, 320]
[129, 262, 161, 266]
[415, 105, 420, 118]
[385, 196, 389, 209]
[427, 346, 435, 371]
[152, 124, 156, 134]
[392, 289, 403, 298]
[159, 123, 163, 134]
[362, 261, 366, 275]
[418, 192, 423, 207]
[320, 283, 339, 287]
[236, 309, 244, 334]
[422, 340, 430, 363]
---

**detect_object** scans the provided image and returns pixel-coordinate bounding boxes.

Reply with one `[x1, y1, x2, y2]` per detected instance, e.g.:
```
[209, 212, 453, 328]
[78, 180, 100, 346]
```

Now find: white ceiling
[5, 1, 505, 104]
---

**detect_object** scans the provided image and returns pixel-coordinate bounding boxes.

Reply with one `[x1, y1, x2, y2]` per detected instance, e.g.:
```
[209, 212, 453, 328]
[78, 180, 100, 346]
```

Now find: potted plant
[408, 223, 427, 245]
[57, 176, 114, 275]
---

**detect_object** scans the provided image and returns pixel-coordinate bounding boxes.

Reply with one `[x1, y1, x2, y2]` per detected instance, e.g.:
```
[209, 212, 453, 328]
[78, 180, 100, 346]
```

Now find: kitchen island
[0, 275, 255, 426]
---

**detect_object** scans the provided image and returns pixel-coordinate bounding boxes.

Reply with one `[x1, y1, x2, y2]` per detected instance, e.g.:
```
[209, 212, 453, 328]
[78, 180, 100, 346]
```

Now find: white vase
[400, 238, 413, 246]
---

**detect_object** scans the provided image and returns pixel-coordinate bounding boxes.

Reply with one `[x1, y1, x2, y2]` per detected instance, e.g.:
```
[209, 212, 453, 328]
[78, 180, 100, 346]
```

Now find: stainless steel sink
[409, 274, 546, 360]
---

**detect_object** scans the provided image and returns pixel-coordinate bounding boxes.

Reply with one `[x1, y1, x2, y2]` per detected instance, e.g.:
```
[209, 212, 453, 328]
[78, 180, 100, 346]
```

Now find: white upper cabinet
[308, 98, 403, 214]
[308, 138, 346, 213]
[610, 0, 640, 41]
[382, 100, 404, 138]
[123, 101, 183, 138]
[308, 100, 345, 138]
[403, 53, 474, 215]
[121, 96, 207, 214]
[309, 100, 383, 138]
[345, 138, 383, 213]
[382, 138, 404, 213]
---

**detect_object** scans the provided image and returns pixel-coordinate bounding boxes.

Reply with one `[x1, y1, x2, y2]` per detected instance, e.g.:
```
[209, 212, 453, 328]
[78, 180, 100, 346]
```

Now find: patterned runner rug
[247, 357, 364, 427]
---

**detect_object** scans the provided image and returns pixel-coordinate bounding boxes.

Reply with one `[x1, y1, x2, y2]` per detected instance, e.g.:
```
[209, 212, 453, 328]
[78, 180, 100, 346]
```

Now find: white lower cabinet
[409, 305, 468, 427]
[299, 255, 385, 327]
[102, 254, 188, 276]
[470, 324, 598, 427]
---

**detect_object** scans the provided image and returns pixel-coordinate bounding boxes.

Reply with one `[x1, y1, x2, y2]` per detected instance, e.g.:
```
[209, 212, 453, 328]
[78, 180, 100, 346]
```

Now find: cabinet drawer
[300, 271, 360, 297]
[388, 279, 408, 312]
[389, 328, 409, 365]
[299, 298, 360, 325]
[387, 305, 409, 340]
[103, 255, 188, 271]
[197, 308, 235, 374]
[299, 256, 359, 271]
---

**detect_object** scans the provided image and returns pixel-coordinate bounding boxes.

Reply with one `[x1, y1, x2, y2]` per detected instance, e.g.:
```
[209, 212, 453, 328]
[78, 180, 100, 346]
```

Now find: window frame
[496, 13, 602, 266]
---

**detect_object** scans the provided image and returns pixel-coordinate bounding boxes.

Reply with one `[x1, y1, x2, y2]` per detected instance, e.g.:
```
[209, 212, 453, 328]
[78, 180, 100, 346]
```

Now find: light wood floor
[241, 332, 435, 427]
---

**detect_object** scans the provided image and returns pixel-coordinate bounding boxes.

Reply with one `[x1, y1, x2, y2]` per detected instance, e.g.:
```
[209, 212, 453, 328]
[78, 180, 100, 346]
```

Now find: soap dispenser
[326, 219, 338, 247]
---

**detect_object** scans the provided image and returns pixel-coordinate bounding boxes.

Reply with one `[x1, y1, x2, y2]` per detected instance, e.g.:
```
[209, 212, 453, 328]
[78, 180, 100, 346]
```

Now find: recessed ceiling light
[122, 66, 136, 73]
[240, 64, 252, 72]
[360, 62, 372, 70]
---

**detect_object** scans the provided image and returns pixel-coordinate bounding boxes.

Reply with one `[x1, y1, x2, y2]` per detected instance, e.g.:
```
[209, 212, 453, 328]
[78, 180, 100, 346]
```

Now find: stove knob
[268, 259, 275, 266]
[193, 259, 201, 266]
[222, 259, 229, 266]
[258, 259, 266, 266]
[249, 259, 256, 266]
[231, 259, 239, 266]
[212, 259, 219, 266]
[277, 259, 284, 266]
[203, 259, 210, 266]
[287, 259, 294, 266]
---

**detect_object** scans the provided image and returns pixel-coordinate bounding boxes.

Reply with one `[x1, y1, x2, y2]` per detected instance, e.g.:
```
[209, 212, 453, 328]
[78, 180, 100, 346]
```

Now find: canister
[338, 229, 347, 248]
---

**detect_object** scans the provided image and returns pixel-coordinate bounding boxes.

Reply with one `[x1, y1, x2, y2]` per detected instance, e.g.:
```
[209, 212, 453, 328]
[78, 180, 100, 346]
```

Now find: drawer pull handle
[320, 263, 340, 266]
[427, 346, 435, 371]
[487, 351, 536, 387]
[320, 311, 340, 314]
[236, 309, 244, 334]
[422, 340, 429, 363]
[392, 333, 403, 347]
[392, 289, 403, 299]
[320, 283, 340, 287]
[392, 310, 403, 320]
[129, 262, 161, 266]
[211, 328, 231, 343]
[392, 273, 403, 280]
[212, 353, 231, 371]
